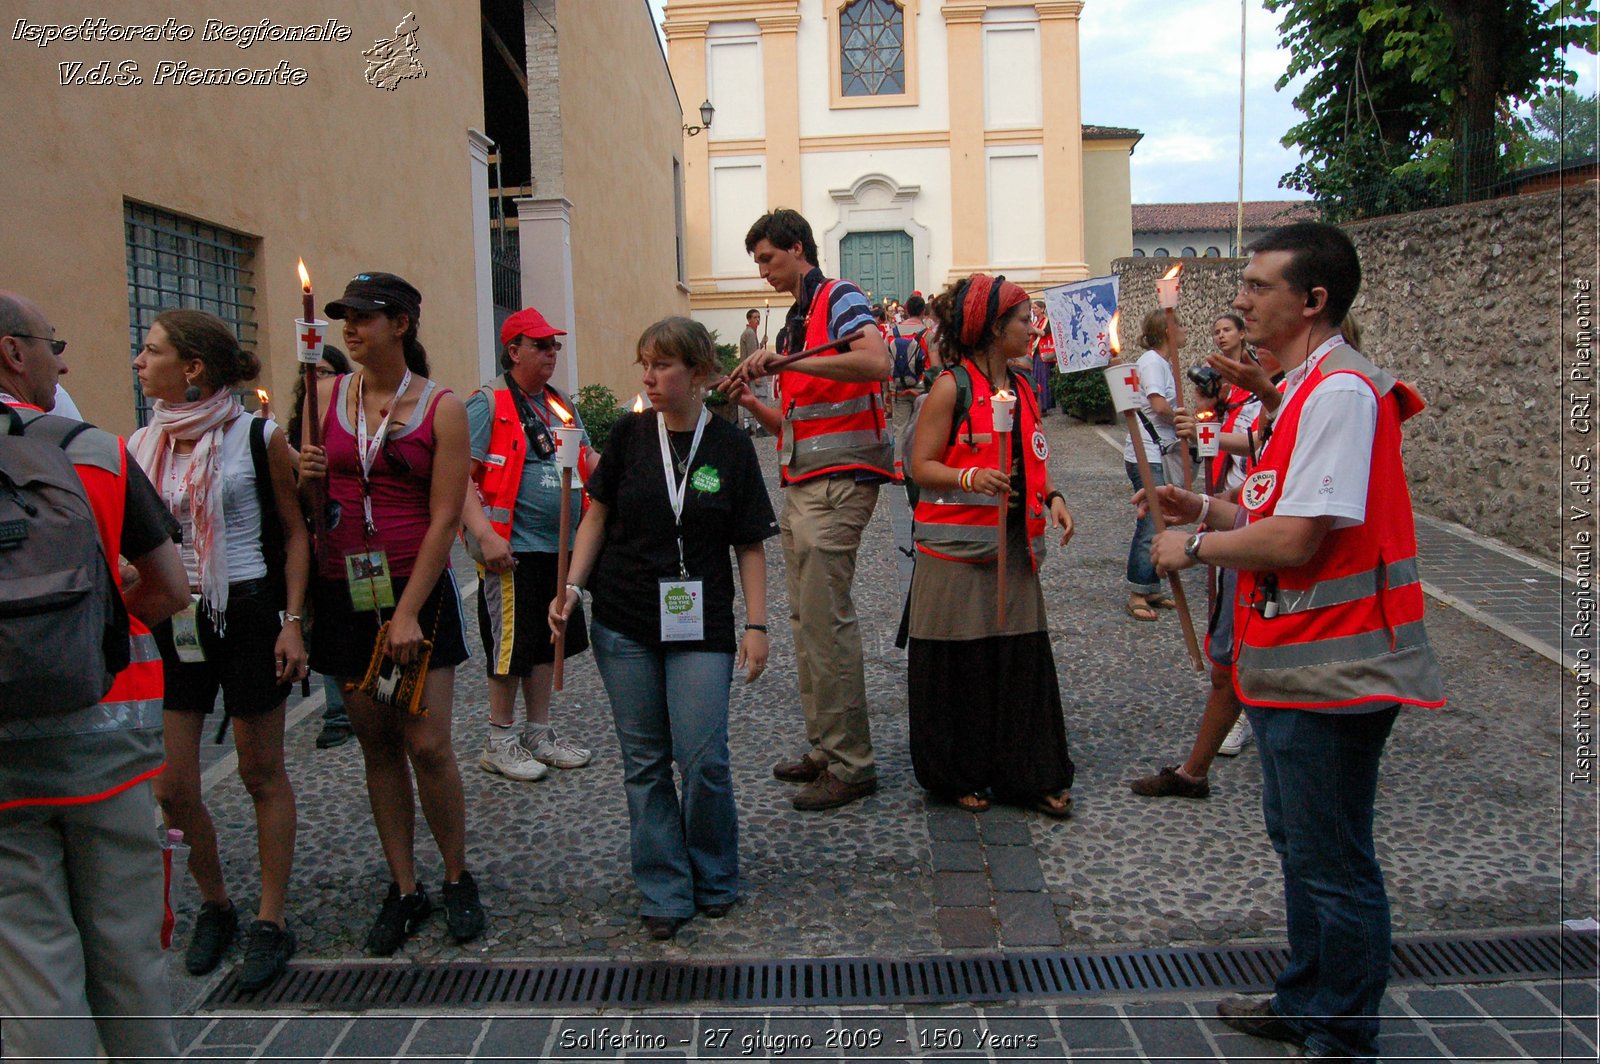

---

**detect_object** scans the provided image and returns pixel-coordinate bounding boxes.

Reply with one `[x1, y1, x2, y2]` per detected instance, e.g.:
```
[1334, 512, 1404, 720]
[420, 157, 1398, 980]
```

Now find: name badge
[346, 550, 397, 611]
[658, 577, 705, 642]
[172, 597, 206, 663]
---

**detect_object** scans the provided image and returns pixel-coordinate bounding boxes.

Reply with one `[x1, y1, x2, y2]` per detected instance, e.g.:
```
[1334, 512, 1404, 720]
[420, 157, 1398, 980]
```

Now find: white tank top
[152, 417, 274, 590]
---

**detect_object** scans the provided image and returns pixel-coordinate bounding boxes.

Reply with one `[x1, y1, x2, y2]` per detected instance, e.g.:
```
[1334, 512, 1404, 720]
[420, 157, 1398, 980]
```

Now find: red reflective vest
[1232, 346, 1445, 710]
[0, 405, 165, 809]
[912, 368, 1050, 565]
[470, 377, 584, 542]
[777, 281, 896, 485]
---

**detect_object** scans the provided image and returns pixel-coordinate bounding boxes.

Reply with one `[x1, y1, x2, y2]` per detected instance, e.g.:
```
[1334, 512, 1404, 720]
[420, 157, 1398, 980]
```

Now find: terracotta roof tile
[1132, 201, 1317, 233]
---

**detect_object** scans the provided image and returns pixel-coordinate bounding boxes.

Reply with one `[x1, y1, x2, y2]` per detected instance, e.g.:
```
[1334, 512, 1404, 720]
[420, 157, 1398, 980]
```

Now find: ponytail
[397, 314, 430, 377]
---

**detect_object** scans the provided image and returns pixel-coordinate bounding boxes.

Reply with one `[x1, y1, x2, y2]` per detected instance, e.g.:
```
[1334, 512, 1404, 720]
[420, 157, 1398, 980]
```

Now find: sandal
[1125, 600, 1158, 622]
[954, 793, 990, 813]
[1145, 594, 1178, 610]
[1032, 791, 1073, 819]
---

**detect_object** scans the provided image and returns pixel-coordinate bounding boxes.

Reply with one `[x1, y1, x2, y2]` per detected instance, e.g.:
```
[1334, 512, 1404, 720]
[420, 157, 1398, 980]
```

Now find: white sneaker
[479, 731, 548, 781]
[525, 727, 592, 769]
[1218, 717, 1253, 757]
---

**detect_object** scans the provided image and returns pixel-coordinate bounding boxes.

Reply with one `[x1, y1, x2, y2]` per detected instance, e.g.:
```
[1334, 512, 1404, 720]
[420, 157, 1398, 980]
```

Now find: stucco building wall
[1, 1, 486, 435]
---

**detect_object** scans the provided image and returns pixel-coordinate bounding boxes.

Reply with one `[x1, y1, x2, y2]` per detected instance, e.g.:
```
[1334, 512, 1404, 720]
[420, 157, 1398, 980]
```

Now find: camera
[1186, 365, 1225, 400]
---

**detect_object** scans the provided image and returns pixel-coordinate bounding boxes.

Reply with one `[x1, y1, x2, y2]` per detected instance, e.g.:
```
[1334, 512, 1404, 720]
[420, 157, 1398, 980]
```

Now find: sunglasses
[8, 334, 66, 356]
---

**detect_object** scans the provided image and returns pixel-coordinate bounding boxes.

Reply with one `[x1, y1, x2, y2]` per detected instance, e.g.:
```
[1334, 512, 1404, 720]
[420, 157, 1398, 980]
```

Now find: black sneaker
[365, 882, 433, 956]
[237, 919, 296, 992]
[315, 722, 353, 749]
[185, 900, 238, 975]
[442, 871, 486, 943]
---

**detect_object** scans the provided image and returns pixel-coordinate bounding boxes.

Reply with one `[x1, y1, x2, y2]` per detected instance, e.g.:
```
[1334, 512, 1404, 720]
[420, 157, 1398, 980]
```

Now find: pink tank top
[318, 373, 448, 580]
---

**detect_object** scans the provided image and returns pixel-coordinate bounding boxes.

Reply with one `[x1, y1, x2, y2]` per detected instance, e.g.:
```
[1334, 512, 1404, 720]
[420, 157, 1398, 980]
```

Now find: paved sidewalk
[155, 416, 1594, 1062]
[171, 978, 1598, 1061]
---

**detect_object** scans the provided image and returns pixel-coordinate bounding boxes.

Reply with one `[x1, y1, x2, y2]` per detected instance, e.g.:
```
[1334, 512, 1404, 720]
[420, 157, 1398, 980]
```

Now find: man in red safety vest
[728, 209, 894, 812]
[1146, 224, 1443, 1063]
[0, 290, 190, 1060]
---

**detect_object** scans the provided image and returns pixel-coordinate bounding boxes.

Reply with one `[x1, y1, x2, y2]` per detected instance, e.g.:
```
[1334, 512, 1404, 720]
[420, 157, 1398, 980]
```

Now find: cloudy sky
[651, 1, 1598, 206]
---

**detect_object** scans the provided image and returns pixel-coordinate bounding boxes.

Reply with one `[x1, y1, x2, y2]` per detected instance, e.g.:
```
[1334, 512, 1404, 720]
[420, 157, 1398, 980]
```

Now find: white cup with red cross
[295, 318, 329, 364]
[1195, 417, 1221, 458]
[1103, 363, 1143, 414]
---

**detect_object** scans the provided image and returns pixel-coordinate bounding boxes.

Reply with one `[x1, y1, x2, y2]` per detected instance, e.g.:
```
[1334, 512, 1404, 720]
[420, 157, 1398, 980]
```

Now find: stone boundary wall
[1113, 185, 1597, 563]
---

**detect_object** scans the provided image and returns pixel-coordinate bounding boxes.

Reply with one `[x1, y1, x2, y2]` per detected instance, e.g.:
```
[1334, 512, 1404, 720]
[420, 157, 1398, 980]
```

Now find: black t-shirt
[587, 411, 778, 652]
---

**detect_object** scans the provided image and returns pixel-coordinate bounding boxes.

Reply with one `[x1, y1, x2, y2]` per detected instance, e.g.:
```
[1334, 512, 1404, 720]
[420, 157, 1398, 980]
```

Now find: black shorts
[477, 551, 589, 676]
[153, 578, 292, 718]
[308, 568, 471, 679]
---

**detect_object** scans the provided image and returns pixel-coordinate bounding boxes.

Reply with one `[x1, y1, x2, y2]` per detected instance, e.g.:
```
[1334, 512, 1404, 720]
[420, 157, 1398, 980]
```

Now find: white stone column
[516, 195, 578, 394]
[468, 128, 497, 384]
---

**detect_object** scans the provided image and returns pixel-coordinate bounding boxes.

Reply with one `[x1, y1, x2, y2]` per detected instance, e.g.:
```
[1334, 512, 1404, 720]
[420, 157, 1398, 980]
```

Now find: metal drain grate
[207, 928, 1596, 1011]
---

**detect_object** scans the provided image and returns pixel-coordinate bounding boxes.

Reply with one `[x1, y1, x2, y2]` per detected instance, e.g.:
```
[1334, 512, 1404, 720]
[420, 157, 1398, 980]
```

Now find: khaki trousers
[0, 780, 177, 1063]
[779, 475, 879, 784]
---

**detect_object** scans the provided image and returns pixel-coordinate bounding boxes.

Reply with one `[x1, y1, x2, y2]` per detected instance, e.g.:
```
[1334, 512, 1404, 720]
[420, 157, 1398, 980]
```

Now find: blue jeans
[1125, 459, 1167, 594]
[590, 622, 738, 918]
[321, 673, 349, 728]
[1246, 703, 1399, 1062]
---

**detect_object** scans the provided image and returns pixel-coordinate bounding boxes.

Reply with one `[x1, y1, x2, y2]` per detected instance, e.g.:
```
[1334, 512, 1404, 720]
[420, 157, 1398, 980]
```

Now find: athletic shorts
[477, 551, 589, 677]
[153, 578, 292, 717]
[308, 568, 470, 679]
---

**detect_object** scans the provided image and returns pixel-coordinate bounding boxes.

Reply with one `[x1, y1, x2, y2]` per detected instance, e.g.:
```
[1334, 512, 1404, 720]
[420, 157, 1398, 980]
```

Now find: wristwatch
[1183, 532, 1207, 561]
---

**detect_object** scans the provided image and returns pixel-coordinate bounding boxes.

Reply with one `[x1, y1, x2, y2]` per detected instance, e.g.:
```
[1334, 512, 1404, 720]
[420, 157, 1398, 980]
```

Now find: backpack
[246, 416, 287, 609]
[0, 405, 130, 717]
[898, 364, 973, 508]
[890, 325, 930, 389]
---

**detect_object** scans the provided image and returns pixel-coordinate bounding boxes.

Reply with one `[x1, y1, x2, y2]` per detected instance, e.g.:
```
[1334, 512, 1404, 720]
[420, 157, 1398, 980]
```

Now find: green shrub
[703, 337, 740, 409]
[1052, 367, 1115, 423]
[576, 383, 625, 451]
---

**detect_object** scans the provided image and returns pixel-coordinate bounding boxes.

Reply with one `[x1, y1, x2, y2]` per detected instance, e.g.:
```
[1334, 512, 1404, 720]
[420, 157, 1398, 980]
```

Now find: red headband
[959, 274, 1029, 348]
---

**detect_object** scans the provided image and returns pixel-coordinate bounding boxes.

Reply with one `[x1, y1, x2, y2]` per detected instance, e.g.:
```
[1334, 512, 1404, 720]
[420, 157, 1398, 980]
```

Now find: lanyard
[656, 407, 709, 579]
[355, 368, 411, 534]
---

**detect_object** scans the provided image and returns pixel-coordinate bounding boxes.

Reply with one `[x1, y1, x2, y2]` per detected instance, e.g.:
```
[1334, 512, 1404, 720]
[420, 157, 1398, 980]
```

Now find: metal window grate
[207, 928, 1597, 1011]
[124, 202, 257, 426]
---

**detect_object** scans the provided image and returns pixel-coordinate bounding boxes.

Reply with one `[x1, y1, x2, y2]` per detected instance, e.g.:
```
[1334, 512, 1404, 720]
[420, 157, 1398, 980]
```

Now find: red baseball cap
[499, 307, 566, 347]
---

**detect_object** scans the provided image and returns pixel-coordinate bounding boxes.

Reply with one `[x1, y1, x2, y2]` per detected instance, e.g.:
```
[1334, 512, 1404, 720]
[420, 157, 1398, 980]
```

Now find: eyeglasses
[530, 338, 562, 353]
[7, 334, 66, 356]
[1237, 280, 1289, 298]
[314, 366, 339, 379]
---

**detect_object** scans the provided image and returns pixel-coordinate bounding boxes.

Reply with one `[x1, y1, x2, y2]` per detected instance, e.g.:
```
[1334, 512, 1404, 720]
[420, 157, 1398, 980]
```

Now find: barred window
[840, 0, 905, 97]
[125, 202, 257, 426]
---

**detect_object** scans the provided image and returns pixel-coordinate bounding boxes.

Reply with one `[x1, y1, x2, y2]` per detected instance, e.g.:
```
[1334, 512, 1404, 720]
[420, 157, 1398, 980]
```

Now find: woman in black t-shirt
[550, 317, 777, 941]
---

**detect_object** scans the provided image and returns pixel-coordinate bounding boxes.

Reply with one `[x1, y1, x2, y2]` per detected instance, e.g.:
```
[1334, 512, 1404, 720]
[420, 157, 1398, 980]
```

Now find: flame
[1161, 264, 1183, 281]
[631, 394, 646, 414]
[1195, 409, 1216, 422]
[1109, 310, 1122, 356]
[546, 396, 574, 424]
[296, 258, 311, 292]
[993, 389, 1015, 402]
[256, 389, 270, 406]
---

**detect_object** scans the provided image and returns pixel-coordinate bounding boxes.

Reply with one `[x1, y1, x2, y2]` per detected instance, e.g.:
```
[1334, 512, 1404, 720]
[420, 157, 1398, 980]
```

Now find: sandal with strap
[954, 793, 990, 813]
[1032, 791, 1073, 819]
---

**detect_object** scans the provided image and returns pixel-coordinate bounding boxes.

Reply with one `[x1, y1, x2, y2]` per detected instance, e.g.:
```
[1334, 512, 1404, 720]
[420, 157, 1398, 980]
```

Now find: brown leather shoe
[772, 753, 825, 783]
[1215, 996, 1303, 1045]
[792, 772, 877, 811]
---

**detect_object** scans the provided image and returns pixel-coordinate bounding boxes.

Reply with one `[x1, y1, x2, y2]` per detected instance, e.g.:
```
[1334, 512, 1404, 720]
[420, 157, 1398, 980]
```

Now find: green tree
[1522, 87, 1600, 163]
[1267, 0, 1597, 210]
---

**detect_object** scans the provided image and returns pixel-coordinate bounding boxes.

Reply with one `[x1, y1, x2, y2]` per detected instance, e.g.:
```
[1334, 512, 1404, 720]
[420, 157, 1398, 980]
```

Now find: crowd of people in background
[1, 215, 1438, 1064]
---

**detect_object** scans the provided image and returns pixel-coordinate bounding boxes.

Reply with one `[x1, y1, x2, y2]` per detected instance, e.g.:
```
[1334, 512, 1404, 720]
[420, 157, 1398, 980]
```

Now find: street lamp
[683, 99, 715, 137]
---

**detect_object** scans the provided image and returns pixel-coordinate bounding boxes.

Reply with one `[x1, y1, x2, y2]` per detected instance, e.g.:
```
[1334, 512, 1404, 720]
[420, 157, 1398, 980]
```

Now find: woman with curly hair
[906, 275, 1076, 817]
[130, 309, 310, 990]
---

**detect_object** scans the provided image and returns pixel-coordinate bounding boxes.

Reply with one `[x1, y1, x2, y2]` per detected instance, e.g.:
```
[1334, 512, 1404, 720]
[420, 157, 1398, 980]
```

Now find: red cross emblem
[300, 325, 322, 350]
[1241, 469, 1277, 512]
[1197, 424, 1217, 446]
[1122, 367, 1141, 391]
